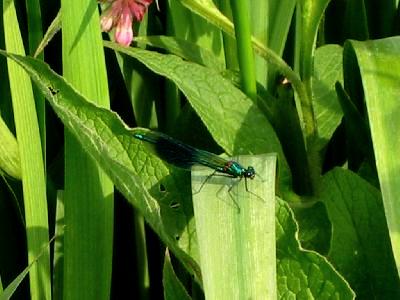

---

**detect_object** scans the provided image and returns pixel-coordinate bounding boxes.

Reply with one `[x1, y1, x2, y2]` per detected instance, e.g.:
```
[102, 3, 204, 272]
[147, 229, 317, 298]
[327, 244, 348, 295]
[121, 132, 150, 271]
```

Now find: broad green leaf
[312, 44, 343, 149]
[192, 155, 277, 299]
[276, 197, 355, 299]
[163, 250, 192, 300]
[3, 1, 50, 299]
[134, 35, 225, 71]
[0, 50, 201, 280]
[293, 201, 331, 255]
[344, 37, 400, 278]
[104, 42, 292, 191]
[0, 116, 20, 179]
[321, 168, 400, 298]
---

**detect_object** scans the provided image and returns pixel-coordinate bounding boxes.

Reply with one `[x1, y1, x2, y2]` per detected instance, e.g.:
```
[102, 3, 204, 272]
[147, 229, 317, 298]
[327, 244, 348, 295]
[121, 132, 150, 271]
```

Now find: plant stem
[229, 0, 257, 100]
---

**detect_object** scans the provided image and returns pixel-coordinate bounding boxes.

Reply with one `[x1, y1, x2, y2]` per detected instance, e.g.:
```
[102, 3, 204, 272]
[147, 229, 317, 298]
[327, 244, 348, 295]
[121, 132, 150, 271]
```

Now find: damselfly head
[245, 166, 256, 179]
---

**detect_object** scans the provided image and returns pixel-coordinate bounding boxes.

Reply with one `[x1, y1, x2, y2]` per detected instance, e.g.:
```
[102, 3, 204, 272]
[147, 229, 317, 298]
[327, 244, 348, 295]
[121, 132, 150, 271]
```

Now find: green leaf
[335, 82, 373, 169]
[104, 42, 292, 191]
[321, 168, 400, 298]
[266, 0, 296, 89]
[344, 37, 400, 278]
[276, 198, 355, 299]
[0, 50, 201, 280]
[3, 1, 50, 299]
[249, 0, 269, 87]
[177, 0, 314, 142]
[268, 0, 296, 56]
[175, 0, 233, 39]
[134, 36, 225, 71]
[312, 44, 343, 149]
[115, 12, 158, 136]
[167, 0, 226, 130]
[192, 154, 277, 299]
[168, 0, 225, 61]
[61, 0, 114, 298]
[0, 116, 20, 179]
[297, 0, 332, 81]
[293, 201, 331, 255]
[33, 10, 61, 58]
[52, 191, 65, 300]
[342, 0, 368, 40]
[26, 0, 46, 157]
[163, 250, 192, 300]
[293, 0, 332, 150]
[0, 237, 54, 300]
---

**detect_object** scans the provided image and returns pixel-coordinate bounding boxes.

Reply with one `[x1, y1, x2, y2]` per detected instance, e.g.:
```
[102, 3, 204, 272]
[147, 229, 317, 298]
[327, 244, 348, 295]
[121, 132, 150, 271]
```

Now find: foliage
[0, 0, 400, 299]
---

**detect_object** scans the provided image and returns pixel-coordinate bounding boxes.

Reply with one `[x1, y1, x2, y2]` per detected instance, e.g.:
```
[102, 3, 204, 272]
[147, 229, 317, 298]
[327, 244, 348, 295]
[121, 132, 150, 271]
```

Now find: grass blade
[0, 237, 54, 300]
[3, 0, 50, 298]
[61, 0, 114, 298]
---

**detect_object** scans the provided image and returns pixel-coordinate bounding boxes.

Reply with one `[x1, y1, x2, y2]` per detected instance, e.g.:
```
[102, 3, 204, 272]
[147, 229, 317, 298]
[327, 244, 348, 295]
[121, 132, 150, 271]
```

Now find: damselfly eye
[246, 167, 256, 179]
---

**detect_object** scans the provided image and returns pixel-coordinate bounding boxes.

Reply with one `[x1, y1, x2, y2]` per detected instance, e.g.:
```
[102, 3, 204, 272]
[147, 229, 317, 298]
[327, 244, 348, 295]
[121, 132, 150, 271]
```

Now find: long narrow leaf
[0, 237, 54, 300]
[3, 1, 50, 299]
[60, 0, 114, 298]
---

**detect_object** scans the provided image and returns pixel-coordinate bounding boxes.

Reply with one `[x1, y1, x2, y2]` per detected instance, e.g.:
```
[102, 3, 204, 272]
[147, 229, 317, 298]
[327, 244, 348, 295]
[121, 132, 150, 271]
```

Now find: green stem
[133, 212, 150, 300]
[229, 0, 257, 100]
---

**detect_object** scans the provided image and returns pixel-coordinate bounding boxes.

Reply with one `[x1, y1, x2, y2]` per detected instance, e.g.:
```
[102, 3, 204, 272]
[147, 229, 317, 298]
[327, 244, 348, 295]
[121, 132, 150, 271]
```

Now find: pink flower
[115, 7, 133, 46]
[100, 0, 153, 46]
